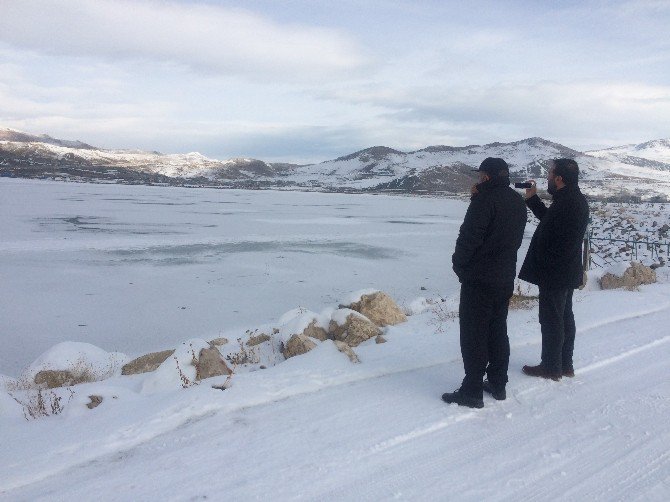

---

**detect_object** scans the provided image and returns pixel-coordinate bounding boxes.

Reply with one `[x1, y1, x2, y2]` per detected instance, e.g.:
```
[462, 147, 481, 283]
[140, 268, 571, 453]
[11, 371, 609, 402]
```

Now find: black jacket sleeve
[452, 195, 493, 279]
[525, 194, 547, 220]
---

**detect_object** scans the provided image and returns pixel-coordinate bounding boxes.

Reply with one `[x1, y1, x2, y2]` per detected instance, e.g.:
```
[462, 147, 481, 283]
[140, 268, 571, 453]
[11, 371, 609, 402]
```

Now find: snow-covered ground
[1, 179, 669, 500]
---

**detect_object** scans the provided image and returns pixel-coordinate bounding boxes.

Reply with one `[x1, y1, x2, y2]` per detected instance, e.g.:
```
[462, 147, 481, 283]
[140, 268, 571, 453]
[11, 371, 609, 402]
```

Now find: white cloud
[0, 0, 367, 80]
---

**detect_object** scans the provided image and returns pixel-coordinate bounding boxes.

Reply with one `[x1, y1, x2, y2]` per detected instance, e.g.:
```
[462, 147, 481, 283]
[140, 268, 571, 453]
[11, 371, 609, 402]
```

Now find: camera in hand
[514, 182, 533, 189]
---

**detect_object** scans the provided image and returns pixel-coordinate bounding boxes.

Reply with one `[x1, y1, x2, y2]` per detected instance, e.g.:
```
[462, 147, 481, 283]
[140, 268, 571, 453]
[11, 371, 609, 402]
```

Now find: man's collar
[477, 176, 510, 192]
[552, 184, 578, 199]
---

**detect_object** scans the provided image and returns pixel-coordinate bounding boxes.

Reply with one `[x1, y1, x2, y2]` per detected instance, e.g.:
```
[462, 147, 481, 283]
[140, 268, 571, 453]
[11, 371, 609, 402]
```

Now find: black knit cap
[473, 157, 508, 176]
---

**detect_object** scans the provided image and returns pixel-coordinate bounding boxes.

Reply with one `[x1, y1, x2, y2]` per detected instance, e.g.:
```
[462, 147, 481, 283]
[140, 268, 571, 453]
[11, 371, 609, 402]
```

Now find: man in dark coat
[518, 158, 589, 381]
[442, 158, 527, 409]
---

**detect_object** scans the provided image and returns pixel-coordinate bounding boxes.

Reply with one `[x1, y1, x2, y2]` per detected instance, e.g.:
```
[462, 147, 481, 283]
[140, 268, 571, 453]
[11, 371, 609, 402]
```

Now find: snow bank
[0, 390, 24, 420]
[21, 342, 128, 385]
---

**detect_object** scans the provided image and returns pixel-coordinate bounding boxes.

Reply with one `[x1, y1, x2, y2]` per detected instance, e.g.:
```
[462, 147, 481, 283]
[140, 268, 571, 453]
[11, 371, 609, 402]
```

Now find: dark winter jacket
[518, 185, 589, 289]
[452, 176, 527, 295]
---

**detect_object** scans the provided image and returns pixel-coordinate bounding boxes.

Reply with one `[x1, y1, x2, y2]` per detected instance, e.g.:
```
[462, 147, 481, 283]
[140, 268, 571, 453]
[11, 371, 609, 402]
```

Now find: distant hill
[2, 127, 670, 199]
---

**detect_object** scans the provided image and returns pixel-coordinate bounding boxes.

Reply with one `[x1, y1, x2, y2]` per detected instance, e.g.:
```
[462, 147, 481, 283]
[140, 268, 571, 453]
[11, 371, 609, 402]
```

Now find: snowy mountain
[586, 139, 670, 171]
[288, 137, 583, 190]
[0, 127, 95, 150]
[2, 127, 670, 199]
[0, 128, 295, 184]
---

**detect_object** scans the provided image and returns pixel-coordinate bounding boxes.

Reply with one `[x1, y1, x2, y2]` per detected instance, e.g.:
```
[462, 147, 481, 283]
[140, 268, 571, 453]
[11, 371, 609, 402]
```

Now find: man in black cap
[443, 157, 527, 408]
[518, 158, 589, 381]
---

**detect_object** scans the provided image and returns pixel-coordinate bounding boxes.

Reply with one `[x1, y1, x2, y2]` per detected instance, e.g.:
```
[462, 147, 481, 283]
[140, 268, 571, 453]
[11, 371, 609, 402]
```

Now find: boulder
[329, 312, 381, 347]
[334, 341, 360, 364]
[347, 292, 407, 327]
[87, 395, 103, 409]
[600, 262, 657, 291]
[195, 347, 232, 380]
[302, 320, 330, 341]
[247, 333, 271, 346]
[208, 337, 229, 347]
[34, 370, 84, 389]
[282, 334, 317, 359]
[122, 350, 175, 375]
[376, 335, 387, 344]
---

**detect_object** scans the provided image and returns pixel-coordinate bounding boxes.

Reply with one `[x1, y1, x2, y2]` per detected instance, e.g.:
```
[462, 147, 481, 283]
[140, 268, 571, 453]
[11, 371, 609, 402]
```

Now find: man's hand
[525, 180, 537, 200]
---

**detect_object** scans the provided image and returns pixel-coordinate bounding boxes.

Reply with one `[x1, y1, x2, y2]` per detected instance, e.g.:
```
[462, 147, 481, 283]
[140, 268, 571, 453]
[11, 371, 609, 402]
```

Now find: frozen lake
[1, 179, 481, 375]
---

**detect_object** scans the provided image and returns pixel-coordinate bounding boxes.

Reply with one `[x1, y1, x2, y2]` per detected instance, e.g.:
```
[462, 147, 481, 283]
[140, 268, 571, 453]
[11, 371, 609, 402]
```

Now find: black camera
[514, 182, 533, 189]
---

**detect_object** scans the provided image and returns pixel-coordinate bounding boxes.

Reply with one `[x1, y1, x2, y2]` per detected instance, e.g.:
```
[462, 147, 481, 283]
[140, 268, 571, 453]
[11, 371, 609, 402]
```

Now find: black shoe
[522, 364, 561, 381]
[563, 367, 575, 378]
[441, 389, 484, 409]
[483, 380, 506, 401]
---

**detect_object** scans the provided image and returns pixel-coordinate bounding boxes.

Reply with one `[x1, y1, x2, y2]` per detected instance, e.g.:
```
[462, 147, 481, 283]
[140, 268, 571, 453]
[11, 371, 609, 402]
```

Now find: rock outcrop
[282, 334, 317, 359]
[34, 370, 88, 389]
[600, 262, 657, 290]
[347, 291, 407, 327]
[87, 395, 103, 409]
[195, 347, 232, 380]
[329, 311, 381, 347]
[301, 320, 330, 341]
[247, 333, 271, 346]
[122, 350, 175, 375]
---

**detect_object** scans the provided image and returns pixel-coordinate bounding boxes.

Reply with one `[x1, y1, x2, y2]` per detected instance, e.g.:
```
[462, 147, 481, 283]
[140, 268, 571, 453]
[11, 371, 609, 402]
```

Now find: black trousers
[459, 282, 511, 399]
[538, 287, 576, 374]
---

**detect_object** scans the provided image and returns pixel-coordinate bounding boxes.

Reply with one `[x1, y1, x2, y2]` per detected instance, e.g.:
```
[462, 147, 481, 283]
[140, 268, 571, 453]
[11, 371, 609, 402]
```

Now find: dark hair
[552, 158, 579, 185]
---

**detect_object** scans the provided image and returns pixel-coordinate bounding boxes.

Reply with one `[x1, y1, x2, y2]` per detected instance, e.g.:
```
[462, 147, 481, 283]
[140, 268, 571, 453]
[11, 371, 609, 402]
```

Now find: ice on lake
[0, 179, 475, 375]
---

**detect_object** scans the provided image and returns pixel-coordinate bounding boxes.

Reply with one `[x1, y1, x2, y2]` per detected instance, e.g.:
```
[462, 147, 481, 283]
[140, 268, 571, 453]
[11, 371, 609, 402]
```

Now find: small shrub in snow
[509, 283, 539, 310]
[174, 352, 197, 389]
[9, 387, 75, 420]
[429, 300, 458, 333]
[226, 338, 261, 365]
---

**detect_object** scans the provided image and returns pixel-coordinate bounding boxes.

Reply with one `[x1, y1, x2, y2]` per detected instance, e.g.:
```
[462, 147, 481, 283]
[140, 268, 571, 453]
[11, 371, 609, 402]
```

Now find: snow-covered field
[1, 179, 669, 500]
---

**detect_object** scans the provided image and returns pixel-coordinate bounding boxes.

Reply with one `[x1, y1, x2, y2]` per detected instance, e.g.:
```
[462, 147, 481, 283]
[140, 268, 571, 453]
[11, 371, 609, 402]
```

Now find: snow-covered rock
[195, 347, 232, 380]
[282, 334, 317, 359]
[22, 342, 127, 388]
[346, 291, 407, 327]
[122, 349, 175, 375]
[600, 262, 657, 290]
[329, 309, 381, 347]
[278, 308, 331, 342]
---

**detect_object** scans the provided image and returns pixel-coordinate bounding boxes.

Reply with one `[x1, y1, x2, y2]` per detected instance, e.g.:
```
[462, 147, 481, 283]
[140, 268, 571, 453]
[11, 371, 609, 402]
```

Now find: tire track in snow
[368, 412, 476, 453]
[578, 335, 670, 375]
[364, 305, 670, 457]
[576, 302, 670, 334]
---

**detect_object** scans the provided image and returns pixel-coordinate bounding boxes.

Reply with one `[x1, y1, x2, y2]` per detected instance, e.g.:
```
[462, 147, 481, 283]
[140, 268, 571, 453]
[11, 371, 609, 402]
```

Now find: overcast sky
[1, 0, 669, 163]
